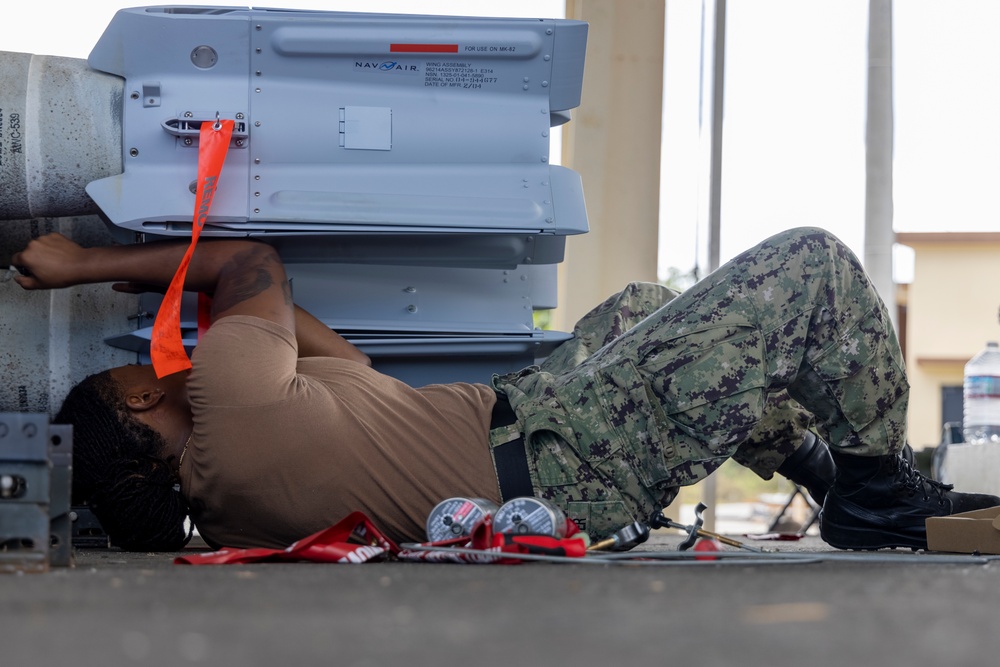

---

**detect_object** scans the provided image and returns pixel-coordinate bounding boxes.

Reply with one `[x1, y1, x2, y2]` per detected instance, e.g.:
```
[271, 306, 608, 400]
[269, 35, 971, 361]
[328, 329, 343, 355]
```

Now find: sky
[6, 1, 1000, 280]
[659, 0, 1000, 281]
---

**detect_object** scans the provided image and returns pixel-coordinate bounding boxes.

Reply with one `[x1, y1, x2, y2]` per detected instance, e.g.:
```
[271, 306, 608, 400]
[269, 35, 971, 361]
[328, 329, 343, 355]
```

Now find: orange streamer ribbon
[150, 119, 234, 378]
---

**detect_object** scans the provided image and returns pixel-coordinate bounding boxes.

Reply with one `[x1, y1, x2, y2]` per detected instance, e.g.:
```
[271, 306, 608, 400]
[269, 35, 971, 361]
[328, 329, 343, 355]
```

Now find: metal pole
[700, 0, 727, 533]
[707, 0, 726, 278]
[865, 0, 896, 331]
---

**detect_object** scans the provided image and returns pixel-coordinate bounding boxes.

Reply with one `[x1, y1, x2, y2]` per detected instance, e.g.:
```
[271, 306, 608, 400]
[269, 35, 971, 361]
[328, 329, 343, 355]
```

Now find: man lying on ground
[13, 227, 995, 551]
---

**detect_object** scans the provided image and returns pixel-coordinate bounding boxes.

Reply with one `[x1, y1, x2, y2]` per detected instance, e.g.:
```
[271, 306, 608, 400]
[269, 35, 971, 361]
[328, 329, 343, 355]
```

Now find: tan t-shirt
[180, 315, 501, 549]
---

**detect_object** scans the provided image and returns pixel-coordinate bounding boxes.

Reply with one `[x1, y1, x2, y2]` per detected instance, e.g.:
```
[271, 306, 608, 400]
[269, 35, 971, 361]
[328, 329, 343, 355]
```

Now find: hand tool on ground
[651, 502, 763, 553]
[588, 521, 651, 551]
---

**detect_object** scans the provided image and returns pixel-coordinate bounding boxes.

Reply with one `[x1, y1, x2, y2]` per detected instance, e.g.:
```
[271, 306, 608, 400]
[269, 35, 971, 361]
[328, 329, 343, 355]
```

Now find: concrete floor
[3, 531, 999, 667]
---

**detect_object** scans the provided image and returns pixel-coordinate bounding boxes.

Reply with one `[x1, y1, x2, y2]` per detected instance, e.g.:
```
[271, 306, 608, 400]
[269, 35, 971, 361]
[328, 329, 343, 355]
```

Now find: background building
[897, 232, 1000, 449]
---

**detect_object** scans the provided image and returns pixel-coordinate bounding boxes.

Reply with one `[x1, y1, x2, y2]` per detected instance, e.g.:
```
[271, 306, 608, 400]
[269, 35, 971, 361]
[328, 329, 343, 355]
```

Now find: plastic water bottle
[963, 341, 1000, 444]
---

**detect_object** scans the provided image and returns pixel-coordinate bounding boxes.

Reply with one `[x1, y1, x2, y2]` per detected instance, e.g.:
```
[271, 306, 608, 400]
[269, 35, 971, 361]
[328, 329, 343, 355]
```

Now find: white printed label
[423, 62, 499, 89]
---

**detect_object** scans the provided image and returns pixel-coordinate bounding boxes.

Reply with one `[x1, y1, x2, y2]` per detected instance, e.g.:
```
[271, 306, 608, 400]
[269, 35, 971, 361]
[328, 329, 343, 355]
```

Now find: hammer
[651, 502, 763, 553]
[588, 521, 651, 552]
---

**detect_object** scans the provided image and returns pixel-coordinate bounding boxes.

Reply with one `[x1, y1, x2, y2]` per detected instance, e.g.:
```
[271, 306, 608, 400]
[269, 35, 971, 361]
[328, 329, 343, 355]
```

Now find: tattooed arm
[13, 233, 295, 333]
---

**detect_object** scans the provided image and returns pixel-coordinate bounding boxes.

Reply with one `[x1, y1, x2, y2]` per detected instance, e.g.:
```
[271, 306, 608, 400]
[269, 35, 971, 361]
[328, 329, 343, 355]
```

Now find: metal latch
[162, 113, 249, 148]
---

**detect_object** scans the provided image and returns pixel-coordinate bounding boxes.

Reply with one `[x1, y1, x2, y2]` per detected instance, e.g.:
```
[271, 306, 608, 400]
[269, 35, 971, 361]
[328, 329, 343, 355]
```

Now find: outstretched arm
[13, 233, 370, 365]
[13, 233, 294, 332]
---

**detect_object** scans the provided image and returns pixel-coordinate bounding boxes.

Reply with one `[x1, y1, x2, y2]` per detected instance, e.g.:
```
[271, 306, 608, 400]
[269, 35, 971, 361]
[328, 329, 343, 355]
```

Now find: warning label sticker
[0, 108, 25, 172]
[424, 62, 499, 90]
[0, 108, 24, 167]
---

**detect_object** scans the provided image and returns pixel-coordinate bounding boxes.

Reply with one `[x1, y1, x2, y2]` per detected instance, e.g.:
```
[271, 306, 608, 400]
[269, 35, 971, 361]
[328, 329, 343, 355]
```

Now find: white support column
[555, 0, 665, 330]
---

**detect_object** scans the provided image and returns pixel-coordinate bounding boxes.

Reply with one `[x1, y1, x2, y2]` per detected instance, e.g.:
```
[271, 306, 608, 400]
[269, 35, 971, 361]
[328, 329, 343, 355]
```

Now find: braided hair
[56, 371, 191, 551]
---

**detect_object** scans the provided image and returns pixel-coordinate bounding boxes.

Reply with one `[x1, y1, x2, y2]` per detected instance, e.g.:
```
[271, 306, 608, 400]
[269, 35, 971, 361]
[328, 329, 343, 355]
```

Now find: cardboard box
[926, 506, 1000, 555]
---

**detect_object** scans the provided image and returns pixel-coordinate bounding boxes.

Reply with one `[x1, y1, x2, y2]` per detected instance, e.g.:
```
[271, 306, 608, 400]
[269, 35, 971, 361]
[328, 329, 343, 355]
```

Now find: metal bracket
[141, 82, 161, 108]
[162, 114, 249, 147]
[0, 414, 74, 572]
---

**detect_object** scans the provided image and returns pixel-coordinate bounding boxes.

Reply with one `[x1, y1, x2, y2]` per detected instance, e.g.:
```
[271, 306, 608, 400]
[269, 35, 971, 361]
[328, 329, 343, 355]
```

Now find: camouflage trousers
[491, 227, 908, 540]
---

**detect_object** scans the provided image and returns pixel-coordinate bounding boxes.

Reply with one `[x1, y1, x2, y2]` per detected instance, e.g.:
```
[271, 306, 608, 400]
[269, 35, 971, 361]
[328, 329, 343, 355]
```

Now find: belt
[490, 391, 534, 502]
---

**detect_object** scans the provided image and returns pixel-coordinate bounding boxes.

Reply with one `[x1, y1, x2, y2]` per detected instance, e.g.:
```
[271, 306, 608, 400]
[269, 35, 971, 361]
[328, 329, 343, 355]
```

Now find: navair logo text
[355, 61, 419, 72]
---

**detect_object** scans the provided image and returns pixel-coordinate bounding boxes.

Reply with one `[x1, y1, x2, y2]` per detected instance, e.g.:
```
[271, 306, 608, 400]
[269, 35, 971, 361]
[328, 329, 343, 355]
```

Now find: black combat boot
[821, 449, 1000, 550]
[776, 431, 837, 505]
